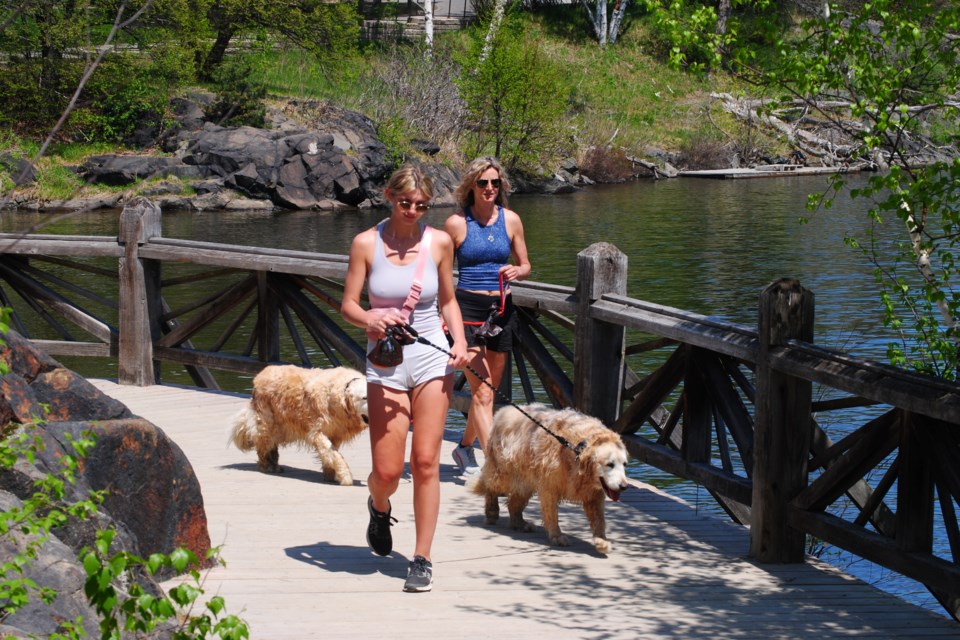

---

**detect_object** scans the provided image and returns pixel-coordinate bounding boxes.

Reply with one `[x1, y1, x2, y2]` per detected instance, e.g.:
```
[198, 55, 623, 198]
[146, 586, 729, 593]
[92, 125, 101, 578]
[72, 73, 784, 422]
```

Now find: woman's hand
[365, 307, 405, 340]
[448, 338, 469, 369]
[498, 264, 523, 283]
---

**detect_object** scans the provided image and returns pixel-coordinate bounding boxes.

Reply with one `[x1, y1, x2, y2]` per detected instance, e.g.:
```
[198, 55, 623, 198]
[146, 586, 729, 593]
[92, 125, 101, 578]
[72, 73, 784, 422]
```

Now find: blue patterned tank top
[455, 206, 510, 291]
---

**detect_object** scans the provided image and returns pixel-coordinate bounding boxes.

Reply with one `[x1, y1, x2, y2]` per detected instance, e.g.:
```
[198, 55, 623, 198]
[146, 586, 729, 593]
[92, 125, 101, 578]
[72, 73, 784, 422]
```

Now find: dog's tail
[464, 471, 485, 495]
[228, 403, 259, 451]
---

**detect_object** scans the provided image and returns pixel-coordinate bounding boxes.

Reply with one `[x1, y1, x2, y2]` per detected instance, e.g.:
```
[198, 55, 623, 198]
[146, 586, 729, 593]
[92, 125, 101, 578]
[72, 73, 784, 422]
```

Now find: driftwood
[710, 92, 958, 170]
[710, 92, 862, 166]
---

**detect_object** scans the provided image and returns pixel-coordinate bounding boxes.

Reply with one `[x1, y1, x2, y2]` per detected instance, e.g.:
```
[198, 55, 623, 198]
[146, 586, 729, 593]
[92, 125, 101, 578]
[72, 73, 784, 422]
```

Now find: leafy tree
[457, 12, 570, 173]
[640, 0, 782, 70]
[0, 0, 200, 140]
[198, 0, 361, 80]
[791, 1, 960, 377]
[719, 1, 960, 376]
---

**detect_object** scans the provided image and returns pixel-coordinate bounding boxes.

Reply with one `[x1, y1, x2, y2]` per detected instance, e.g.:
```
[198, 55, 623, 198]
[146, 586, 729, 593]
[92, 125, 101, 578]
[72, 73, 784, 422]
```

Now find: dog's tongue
[603, 484, 622, 502]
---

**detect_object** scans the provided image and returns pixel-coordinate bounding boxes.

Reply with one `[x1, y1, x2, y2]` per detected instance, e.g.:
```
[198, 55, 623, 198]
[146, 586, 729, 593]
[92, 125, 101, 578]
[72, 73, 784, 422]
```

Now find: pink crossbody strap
[399, 225, 432, 323]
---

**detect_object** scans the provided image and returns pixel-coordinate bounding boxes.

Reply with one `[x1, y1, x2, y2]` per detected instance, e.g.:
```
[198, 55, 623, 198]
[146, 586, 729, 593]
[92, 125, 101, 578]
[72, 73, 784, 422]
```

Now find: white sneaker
[451, 444, 480, 475]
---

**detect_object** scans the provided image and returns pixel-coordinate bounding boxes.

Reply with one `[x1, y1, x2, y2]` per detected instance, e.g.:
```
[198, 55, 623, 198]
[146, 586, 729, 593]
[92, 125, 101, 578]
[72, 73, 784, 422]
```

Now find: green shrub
[207, 57, 268, 128]
[457, 11, 571, 174]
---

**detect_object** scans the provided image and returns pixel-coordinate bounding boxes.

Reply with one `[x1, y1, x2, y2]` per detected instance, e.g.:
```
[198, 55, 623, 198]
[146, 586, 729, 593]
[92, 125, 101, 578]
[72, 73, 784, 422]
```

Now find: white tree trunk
[903, 200, 956, 331]
[424, 0, 435, 52]
[608, 0, 628, 45]
[599, 0, 608, 46]
[480, 0, 508, 63]
[580, 0, 629, 46]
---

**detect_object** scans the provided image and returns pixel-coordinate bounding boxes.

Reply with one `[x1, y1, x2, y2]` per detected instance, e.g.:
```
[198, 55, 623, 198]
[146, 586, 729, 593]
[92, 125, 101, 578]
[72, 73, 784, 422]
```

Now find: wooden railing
[1, 198, 958, 621]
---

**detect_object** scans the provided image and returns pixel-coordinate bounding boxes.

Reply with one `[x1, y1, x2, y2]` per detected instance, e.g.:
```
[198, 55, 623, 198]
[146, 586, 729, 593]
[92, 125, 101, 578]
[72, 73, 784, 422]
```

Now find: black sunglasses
[476, 178, 501, 189]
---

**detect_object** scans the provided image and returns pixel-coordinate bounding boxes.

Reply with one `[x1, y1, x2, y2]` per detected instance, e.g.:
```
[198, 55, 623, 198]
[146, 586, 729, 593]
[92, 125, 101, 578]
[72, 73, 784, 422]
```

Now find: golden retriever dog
[229, 365, 368, 485]
[468, 403, 629, 554]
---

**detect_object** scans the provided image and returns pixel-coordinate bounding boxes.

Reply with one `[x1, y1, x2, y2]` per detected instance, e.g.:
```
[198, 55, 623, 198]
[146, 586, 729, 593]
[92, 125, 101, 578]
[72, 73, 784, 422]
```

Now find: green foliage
[457, 12, 571, 173]
[208, 57, 268, 128]
[34, 163, 86, 201]
[1, 420, 250, 638]
[248, 47, 367, 105]
[198, 0, 361, 78]
[1, 427, 104, 623]
[640, 0, 782, 71]
[771, 0, 960, 377]
[0, 0, 201, 141]
[80, 530, 249, 640]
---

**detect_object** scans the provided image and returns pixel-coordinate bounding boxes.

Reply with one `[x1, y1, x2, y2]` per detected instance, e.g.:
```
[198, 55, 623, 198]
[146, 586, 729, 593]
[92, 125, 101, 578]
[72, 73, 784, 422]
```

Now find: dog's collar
[345, 376, 364, 394]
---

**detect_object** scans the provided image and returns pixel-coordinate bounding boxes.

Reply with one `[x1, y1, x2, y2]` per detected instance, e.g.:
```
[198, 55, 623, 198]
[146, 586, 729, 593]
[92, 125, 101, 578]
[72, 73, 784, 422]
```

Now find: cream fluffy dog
[468, 403, 629, 554]
[229, 365, 368, 485]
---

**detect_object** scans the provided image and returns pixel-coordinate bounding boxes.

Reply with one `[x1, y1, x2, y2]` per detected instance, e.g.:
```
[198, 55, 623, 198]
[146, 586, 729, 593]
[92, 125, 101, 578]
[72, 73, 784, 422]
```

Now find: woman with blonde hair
[444, 157, 531, 475]
[342, 164, 468, 592]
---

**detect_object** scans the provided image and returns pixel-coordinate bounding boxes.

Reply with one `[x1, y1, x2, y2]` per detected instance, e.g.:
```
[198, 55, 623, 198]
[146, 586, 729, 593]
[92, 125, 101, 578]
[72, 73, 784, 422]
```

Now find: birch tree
[480, 0, 508, 62]
[578, 0, 629, 46]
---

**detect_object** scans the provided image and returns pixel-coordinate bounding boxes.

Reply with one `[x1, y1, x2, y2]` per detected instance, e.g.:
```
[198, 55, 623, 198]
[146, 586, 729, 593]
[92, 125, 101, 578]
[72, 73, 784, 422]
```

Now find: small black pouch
[367, 325, 416, 368]
[368, 335, 403, 368]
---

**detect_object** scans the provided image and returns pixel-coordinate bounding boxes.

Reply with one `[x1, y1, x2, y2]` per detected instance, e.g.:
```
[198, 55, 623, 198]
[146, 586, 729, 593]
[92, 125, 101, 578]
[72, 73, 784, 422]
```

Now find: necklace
[474, 207, 496, 242]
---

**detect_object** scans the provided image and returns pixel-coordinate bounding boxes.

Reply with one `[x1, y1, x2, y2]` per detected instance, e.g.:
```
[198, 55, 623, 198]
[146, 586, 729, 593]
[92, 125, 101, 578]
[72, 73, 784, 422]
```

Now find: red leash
[463, 271, 507, 328]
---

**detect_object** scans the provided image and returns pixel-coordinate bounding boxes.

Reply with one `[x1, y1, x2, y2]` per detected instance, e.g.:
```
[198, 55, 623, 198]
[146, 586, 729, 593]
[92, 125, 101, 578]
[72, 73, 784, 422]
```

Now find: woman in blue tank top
[443, 157, 531, 475]
[342, 164, 468, 592]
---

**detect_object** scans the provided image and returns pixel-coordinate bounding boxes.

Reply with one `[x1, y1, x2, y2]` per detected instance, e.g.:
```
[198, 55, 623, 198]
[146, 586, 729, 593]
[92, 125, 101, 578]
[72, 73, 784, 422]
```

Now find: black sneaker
[403, 555, 433, 593]
[366, 496, 396, 556]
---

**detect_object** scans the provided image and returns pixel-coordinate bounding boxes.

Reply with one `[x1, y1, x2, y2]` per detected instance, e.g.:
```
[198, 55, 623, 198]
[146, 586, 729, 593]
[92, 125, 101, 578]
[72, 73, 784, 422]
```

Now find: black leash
[386, 324, 587, 459]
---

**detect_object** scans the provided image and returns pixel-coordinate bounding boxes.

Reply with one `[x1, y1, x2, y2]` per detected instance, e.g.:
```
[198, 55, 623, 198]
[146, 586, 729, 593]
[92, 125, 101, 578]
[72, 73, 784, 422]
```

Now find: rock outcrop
[0, 329, 211, 637]
[3, 95, 593, 212]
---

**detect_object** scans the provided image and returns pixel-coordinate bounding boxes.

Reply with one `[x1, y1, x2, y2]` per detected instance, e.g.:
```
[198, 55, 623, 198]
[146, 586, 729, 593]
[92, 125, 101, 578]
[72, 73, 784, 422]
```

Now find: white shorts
[365, 327, 453, 391]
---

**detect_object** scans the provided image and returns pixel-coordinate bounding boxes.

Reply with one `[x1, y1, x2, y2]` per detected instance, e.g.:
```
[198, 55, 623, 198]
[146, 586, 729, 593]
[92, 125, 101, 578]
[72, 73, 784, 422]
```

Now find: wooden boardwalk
[89, 380, 960, 640]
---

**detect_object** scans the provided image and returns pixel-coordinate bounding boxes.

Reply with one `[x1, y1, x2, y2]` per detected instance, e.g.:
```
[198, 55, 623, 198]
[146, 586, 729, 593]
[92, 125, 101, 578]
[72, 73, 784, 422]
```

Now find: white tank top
[367, 222, 442, 335]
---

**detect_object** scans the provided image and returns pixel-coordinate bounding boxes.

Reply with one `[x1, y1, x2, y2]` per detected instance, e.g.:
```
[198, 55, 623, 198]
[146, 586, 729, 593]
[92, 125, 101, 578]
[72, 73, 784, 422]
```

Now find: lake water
[1, 174, 949, 616]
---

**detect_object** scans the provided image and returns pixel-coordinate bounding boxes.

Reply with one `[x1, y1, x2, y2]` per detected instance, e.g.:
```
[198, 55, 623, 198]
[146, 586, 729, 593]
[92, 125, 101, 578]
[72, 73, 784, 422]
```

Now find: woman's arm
[435, 231, 468, 368]
[502, 208, 531, 282]
[341, 229, 404, 339]
[443, 211, 467, 249]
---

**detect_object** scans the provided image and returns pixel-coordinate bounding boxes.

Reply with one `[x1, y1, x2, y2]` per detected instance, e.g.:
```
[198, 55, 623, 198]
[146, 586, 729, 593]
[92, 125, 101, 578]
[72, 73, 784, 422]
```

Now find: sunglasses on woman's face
[397, 199, 430, 212]
[476, 178, 501, 189]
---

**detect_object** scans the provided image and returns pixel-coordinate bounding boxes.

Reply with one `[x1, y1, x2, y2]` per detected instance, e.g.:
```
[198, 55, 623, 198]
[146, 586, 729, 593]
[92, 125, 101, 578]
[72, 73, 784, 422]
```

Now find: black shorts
[455, 289, 517, 352]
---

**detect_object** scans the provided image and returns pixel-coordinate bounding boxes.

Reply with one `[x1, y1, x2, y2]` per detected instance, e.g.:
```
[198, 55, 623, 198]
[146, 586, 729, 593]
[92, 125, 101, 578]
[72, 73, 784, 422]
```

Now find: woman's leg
[367, 383, 412, 512]
[409, 375, 452, 560]
[463, 348, 508, 450]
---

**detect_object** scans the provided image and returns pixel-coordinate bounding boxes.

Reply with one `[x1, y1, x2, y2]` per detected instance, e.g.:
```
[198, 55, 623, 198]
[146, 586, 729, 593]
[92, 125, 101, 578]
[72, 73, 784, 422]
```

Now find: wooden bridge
[90, 379, 960, 638]
[2, 197, 960, 629]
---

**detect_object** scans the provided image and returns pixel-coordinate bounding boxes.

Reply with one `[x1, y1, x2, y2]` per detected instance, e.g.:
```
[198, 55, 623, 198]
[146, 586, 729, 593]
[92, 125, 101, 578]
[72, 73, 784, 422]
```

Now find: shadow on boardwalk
[90, 380, 959, 639]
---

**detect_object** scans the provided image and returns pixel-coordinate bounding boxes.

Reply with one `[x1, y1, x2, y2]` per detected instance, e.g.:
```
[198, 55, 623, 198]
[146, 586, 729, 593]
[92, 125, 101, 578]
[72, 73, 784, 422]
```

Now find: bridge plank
[88, 380, 960, 639]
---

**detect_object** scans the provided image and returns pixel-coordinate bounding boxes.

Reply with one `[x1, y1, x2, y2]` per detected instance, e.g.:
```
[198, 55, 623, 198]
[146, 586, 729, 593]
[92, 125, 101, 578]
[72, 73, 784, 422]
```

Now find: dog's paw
[257, 462, 283, 474]
[337, 473, 353, 486]
[509, 517, 534, 533]
[593, 537, 611, 555]
[549, 533, 571, 547]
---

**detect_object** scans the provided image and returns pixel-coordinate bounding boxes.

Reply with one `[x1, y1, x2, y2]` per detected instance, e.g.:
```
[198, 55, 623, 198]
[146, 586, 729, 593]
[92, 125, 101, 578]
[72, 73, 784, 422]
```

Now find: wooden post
[118, 197, 162, 385]
[751, 277, 814, 563]
[257, 272, 280, 363]
[574, 243, 627, 425]
[897, 411, 934, 553]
